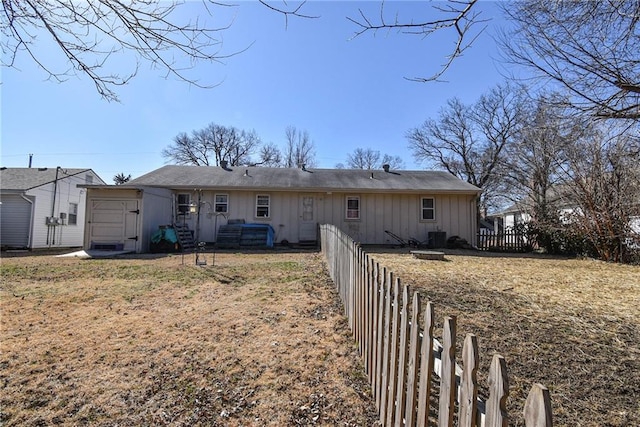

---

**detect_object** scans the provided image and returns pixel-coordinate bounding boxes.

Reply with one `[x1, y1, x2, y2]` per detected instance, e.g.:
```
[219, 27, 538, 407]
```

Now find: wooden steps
[173, 223, 195, 252]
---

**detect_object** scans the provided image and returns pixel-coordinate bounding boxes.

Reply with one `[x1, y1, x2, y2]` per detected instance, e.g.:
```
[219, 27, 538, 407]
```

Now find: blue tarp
[241, 223, 275, 247]
[151, 226, 178, 244]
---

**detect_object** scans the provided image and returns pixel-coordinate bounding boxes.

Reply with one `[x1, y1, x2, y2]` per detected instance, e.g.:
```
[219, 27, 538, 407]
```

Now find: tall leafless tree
[407, 84, 525, 216]
[283, 126, 316, 168]
[344, 148, 405, 170]
[501, 93, 577, 216]
[499, 0, 640, 120]
[162, 123, 262, 166]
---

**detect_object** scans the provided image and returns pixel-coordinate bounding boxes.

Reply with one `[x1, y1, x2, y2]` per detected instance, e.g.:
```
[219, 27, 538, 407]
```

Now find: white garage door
[89, 199, 139, 251]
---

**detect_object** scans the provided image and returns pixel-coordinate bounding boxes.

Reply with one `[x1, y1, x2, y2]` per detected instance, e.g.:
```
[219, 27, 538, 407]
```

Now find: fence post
[458, 334, 479, 427]
[438, 316, 457, 427]
[404, 292, 422, 427]
[417, 301, 435, 427]
[366, 256, 375, 380]
[375, 266, 387, 410]
[524, 384, 553, 427]
[485, 354, 509, 427]
[371, 261, 380, 402]
[379, 271, 393, 424]
[385, 277, 402, 426]
[394, 285, 411, 427]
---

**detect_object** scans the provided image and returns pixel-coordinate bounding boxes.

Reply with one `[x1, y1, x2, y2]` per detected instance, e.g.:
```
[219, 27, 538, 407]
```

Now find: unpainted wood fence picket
[319, 224, 553, 427]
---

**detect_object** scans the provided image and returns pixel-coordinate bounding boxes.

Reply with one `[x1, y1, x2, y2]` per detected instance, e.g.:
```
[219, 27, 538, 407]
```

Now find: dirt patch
[0, 251, 378, 426]
[368, 248, 640, 427]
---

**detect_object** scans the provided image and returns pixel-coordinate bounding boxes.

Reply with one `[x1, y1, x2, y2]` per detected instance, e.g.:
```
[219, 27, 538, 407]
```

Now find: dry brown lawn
[1, 248, 639, 427]
[368, 248, 640, 427]
[0, 251, 377, 426]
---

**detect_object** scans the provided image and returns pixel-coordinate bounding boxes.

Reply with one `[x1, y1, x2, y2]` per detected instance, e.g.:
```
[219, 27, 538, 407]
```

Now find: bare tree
[499, 1, 640, 119]
[559, 125, 640, 262]
[407, 84, 524, 216]
[346, 148, 380, 169]
[1, 1, 242, 102]
[255, 142, 282, 167]
[113, 172, 131, 185]
[501, 93, 575, 217]
[162, 123, 262, 166]
[348, 0, 485, 82]
[283, 126, 316, 168]
[381, 154, 405, 170]
[345, 148, 406, 169]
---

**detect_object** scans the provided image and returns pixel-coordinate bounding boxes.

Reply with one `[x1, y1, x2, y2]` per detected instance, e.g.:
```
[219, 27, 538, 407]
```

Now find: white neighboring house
[0, 167, 105, 249]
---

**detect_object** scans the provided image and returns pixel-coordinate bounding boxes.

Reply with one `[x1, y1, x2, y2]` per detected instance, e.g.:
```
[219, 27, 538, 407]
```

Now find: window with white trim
[177, 193, 191, 216]
[346, 196, 360, 220]
[214, 194, 229, 213]
[68, 203, 78, 225]
[256, 194, 270, 218]
[421, 197, 435, 221]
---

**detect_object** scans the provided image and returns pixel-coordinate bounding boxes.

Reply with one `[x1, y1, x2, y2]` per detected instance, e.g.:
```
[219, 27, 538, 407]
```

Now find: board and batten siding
[180, 190, 477, 246]
[326, 192, 477, 245]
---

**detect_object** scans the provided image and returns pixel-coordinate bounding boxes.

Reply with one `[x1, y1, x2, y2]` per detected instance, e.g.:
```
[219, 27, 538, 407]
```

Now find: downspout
[21, 194, 34, 249]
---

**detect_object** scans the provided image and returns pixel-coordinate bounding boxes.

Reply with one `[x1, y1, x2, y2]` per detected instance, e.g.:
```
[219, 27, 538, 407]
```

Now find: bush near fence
[320, 224, 553, 427]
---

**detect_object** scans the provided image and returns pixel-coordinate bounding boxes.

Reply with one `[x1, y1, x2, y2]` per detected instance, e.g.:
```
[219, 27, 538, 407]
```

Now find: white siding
[22, 171, 100, 249]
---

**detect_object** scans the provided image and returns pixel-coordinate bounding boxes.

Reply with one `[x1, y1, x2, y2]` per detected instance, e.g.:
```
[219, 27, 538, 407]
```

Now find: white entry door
[299, 195, 317, 241]
[89, 199, 139, 251]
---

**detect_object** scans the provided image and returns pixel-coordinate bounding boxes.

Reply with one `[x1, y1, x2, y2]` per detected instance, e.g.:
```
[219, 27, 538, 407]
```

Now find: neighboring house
[81, 164, 482, 253]
[0, 167, 105, 249]
[493, 203, 532, 230]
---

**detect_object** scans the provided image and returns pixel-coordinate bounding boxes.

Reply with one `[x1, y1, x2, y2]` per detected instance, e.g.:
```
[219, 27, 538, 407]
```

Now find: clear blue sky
[1, 1, 508, 183]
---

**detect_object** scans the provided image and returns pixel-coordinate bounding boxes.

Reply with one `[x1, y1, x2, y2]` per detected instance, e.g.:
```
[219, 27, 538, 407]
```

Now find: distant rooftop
[0, 167, 100, 191]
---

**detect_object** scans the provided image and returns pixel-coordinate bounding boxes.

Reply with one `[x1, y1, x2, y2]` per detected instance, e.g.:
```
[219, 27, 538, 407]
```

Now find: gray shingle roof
[126, 165, 481, 194]
[0, 167, 93, 191]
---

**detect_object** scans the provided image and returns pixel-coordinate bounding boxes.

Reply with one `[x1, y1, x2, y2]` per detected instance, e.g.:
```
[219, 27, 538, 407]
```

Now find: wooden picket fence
[319, 224, 553, 427]
[477, 230, 531, 252]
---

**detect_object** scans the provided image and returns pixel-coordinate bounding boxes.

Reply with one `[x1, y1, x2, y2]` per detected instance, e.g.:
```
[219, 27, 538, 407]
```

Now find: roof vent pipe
[370, 172, 374, 179]
[382, 164, 390, 172]
[300, 163, 306, 171]
[220, 160, 228, 169]
[244, 169, 249, 176]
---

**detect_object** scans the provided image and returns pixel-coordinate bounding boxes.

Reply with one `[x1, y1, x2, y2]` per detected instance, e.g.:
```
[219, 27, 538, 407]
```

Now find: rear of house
[82, 164, 481, 253]
[0, 167, 104, 249]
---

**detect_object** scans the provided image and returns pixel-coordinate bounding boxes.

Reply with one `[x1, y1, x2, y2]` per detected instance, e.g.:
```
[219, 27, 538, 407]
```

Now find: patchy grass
[368, 248, 640, 427]
[2, 249, 638, 427]
[0, 251, 377, 426]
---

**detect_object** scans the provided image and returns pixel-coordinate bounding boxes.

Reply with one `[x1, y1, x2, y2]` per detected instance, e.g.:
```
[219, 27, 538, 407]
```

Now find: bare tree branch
[498, 0, 640, 120]
[1, 0, 242, 101]
[348, 0, 486, 82]
[257, 0, 319, 29]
